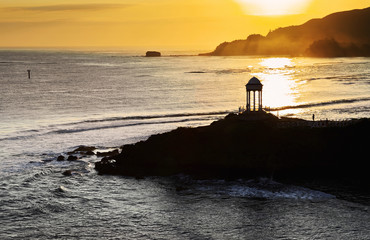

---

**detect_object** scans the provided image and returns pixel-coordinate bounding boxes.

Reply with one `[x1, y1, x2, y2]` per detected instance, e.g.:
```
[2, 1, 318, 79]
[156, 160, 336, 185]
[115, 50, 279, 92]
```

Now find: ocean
[0, 50, 369, 239]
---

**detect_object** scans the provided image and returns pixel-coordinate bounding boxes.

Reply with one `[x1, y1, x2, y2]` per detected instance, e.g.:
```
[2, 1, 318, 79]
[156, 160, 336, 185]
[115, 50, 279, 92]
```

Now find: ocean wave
[334, 105, 370, 114]
[186, 71, 207, 74]
[186, 178, 335, 200]
[53, 116, 219, 134]
[269, 97, 370, 111]
[0, 133, 46, 142]
[51, 110, 232, 127]
[227, 184, 334, 200]
[215, 68, 251, 74]
[186, 68, 251, 74]
[23, 168, 56, 183]
[0, 61, 28, 64]
[230, 178, 335, 200]
[79, 62, 123, 67]
[303, 73, 370, 82]
[0, 112, 230, 141]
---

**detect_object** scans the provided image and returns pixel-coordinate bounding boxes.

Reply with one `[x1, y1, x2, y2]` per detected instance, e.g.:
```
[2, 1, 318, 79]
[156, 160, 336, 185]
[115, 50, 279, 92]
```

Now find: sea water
[0, 50, 369, 239]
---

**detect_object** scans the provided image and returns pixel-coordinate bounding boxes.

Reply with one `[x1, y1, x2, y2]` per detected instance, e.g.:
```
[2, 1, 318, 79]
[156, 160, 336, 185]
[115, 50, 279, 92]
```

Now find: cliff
[201, 7, 370, 57]
[95, 112, 370, 185]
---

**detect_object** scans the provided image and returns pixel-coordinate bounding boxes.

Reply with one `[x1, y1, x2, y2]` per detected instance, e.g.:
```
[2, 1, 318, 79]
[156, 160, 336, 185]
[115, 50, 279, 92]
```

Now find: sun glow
[234, 0, 312, 16]
[0, 0, 368, 48]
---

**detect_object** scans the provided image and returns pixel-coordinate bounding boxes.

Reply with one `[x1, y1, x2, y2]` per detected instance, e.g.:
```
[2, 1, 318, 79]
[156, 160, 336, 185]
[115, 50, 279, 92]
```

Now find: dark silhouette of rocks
[95, 112, 370, 187]
[201, 7, 370, 57]
[67, 155, 78, 161]
[70, 146, 96, 153]
[68, 146, 96, 156]
[96, 149, 119, 157]
[85, 151, 95, 156]
[145, 51, 161, 57]
[62, 170, 73, 176]
[57, 155, 65, 161]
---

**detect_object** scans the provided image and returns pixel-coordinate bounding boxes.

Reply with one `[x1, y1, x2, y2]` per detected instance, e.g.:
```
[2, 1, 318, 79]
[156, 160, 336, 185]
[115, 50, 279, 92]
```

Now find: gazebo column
[257, 90, 262, 111]
[253, 90, 256, 111]
[250, 91, 253, 111]
[260, 90, 262, 111]
[247, 91, 250, 111]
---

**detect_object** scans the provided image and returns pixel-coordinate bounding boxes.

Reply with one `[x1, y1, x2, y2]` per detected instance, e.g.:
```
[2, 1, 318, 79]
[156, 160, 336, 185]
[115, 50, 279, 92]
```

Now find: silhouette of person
[312, 114, 315, 121]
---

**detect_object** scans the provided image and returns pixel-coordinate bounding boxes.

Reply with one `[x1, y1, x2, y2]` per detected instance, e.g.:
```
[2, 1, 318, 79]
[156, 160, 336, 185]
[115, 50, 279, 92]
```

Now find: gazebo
[246, 77, 263, 112]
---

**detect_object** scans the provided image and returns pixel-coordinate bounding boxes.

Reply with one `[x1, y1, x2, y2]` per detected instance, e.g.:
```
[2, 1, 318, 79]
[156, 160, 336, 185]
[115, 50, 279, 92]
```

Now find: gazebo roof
[246, 77, 262, 86]
[246, 77, 263, 90]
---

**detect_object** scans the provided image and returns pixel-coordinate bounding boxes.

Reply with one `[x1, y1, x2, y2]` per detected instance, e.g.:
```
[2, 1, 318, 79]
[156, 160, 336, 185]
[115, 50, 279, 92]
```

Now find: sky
[0, 0, 369, 51]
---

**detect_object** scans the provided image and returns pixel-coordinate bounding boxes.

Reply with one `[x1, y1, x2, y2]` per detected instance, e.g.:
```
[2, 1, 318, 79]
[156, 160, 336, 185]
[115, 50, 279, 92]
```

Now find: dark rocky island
[145, 51, 161, 57]
[201, 7, 370, 57]
[95, 111, 370, 189]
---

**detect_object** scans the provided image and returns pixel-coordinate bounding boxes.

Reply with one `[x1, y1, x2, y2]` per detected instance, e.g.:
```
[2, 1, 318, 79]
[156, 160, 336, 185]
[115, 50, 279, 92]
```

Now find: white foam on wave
[191, 178, 335, 200]
[227, 184, 335, 200]
[57, 185, 69, 192]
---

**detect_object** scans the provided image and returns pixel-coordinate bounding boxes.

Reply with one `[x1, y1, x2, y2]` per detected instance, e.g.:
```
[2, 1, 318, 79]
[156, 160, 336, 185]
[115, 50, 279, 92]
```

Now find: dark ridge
[201, 7, 370, 57]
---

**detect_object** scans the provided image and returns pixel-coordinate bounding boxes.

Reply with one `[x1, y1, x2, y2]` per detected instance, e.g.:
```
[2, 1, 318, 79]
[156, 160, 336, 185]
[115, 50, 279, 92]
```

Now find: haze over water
[0, 50, 369, 239]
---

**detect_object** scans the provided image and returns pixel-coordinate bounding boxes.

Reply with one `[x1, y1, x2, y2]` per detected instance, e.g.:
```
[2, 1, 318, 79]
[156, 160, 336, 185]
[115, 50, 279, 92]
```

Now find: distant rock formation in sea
[95, 111, 370, 188]
[146, 51, 161, 57]
[200, 7, 370, 57]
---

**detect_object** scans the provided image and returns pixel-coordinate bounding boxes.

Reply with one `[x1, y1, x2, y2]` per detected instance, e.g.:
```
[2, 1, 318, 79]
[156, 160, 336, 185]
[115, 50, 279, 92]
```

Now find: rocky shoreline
[94, 111, 370, 188]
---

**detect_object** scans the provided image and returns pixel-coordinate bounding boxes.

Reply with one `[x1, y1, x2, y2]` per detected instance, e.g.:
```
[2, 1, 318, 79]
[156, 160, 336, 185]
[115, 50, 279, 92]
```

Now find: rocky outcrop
[145, 51, 161, 57]
[67, 155, 78, 161]
[95, 112, 370, 185]
[68, 146, 96, 155]
[62, 170, 73, 176]
[96, 149, 119, 157]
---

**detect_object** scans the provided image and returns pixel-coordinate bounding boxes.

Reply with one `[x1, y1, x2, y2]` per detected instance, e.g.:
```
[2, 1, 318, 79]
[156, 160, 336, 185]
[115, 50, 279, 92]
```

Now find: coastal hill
[95, 112, 369, 186]
[201, 7, 370, 57]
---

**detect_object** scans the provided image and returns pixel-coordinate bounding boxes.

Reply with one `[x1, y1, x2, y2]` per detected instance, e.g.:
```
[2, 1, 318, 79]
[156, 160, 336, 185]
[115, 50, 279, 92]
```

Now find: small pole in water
[27, 70, 31, 79]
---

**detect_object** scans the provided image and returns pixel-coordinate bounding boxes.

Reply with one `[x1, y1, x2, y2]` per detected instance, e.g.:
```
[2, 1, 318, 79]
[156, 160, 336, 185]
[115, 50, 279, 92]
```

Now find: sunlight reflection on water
[255, 58, 304, 116]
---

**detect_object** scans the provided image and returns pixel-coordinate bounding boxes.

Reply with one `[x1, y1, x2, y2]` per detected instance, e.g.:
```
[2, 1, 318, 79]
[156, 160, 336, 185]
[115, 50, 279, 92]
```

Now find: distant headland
[200, 7, 370, 57]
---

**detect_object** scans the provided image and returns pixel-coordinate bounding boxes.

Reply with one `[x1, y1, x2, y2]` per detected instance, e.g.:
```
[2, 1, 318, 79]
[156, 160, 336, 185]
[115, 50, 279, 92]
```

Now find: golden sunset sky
[0, 0, 368, 50]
